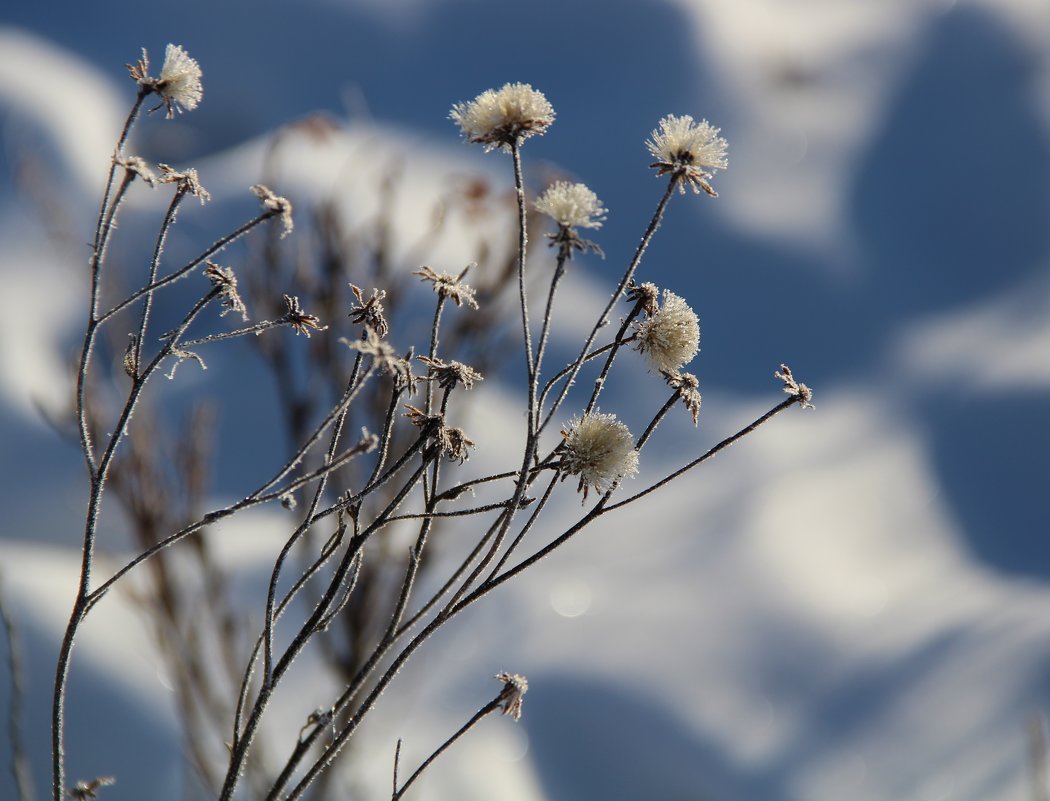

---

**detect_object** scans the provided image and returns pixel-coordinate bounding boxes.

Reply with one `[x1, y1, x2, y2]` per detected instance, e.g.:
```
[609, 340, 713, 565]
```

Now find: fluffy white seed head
[534, 181, 607, 230]
[157, 44, 202, 117]
[560, 411, 639, 496]
[647, 114, 727, 171]
[647, 115, 727, 194]
[450, 83, 554, 152]
[634, 290, 700, 374]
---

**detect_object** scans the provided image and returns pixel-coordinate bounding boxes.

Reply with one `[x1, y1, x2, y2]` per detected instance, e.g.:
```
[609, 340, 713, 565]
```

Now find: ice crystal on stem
[560, 411, 639, 498]
[633, 290, 700, 374]
[450, 83, 554, 152]
[647, 114, 728, 196]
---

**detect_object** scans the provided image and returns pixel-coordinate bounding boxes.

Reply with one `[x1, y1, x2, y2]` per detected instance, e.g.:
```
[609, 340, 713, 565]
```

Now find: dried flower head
[775, 364, 814, 409]
[282, 295, 325, 337]
[156, 44, 202, 117]
[495, 672, 529, 721]
[534, 181, 607, 230]
[450, 83, 555, 152]
[534, 181, 607, 259]
[251, 184, 294, 238]
[647, 114, 728, 196]
[404, 404, 441, 432]
[344, 330, 416, 391]
[204, 262, 247, 320]
[633, 290, 700, 374]
[666, 370, 702, 425]
[117, 155, 157, 187]
[403, 407, 474, 462]
[158, 164, 210, 204]
[560, 411, 639, 498]
[418, 356, 483, 391]
[68, 776, 116, 800]
[413, 265, 479, 309]
[436, 424, 475, 463]
[128, 45, 202, 118]
[348, 285, 389, 337]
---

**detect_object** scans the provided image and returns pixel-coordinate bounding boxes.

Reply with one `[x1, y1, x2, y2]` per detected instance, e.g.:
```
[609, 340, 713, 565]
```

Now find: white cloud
[891, 269, 1050, 391]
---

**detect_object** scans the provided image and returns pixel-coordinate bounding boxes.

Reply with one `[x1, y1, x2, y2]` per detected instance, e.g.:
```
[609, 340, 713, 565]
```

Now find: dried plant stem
[132, 186, 188, 376]
[391, 698, 502, 800]
[511, 141, 536, 432]
[53, 287, 220, 800]
[273, 394, 802, 801]
[485, 472, 559, 581]
[77, 167, 139, 473]
[604, 395, 800, 513]
[461, 395, 803, 612]
[263, 354, 366, 688]
[0, 575, 33, 801]
[221, 460, 431, 801]
[179, 317, 292, 347]
[540, 176, 677, 432]
[97, 211, 276, 325]
[533, 249, 569, 392]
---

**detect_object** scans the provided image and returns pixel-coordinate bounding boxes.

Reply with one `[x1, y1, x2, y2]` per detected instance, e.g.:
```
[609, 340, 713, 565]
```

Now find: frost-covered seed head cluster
[450, 83, 554, 152]
[634, 290, 700, 374]
[534, 181, 607, 230]
[560, 411, 639, 496]
[156, 44, 202, 118]
[647, 114, 728, 195]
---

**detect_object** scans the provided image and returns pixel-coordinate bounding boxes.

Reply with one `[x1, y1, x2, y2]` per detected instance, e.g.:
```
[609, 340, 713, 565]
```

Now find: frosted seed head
[633, 290, 700, 374]
[450, 83, 555, 152]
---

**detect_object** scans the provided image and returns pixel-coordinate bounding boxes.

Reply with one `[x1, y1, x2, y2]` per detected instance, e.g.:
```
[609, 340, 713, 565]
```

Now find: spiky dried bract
[560, 411, 639, 498]
[626, 281, 660, 316]
[775, 364, 814, 409]
[495, 672, 528, 721]
[450, 83, 554, 152]
[633, 290, 700, 374]
[413, 265, 479, 309]
[251, 184, 294, 238]
[157, 44, 202, 117]
[666, 371, 702, 425]
[204, 262, 248, 320]
[348, 285, 389, 338]
[418, 356, 483, 391]
[158, 164, 210, 204]
[282, 295, 325, 337]
[117, 155, 157, 187]
[534, 181, 607, 230]
[647, 114, 728, 196]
